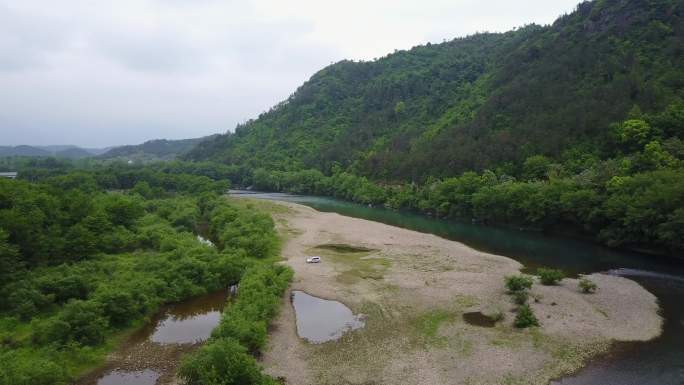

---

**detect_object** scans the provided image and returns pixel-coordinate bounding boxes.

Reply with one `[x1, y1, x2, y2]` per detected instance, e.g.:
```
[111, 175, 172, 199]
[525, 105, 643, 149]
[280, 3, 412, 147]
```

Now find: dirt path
[257, 200, 661, 385]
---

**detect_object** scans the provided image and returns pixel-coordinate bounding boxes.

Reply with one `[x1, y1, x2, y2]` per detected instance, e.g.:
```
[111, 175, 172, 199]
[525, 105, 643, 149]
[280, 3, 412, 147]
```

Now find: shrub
[93, 287, 138, 327]
[178, 338, 268, 385]
[180, 264, 292, 385]
[212, 311, 267, 353]
[59, 300, 108, 345]
[579, 277, 598, 293]
[505, 275, 534, 292]
[512, 290, 529, 305]
[37, 274, 90, 304]
[514, 305, 539, 328]
[537, 268, 565, 285]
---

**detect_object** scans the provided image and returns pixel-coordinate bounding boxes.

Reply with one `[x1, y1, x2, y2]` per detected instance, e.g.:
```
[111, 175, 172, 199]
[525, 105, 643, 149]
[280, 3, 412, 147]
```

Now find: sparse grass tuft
[309, 245, 390, 284]
[579, 277, 598, 293]
[413, 309, 456, 342]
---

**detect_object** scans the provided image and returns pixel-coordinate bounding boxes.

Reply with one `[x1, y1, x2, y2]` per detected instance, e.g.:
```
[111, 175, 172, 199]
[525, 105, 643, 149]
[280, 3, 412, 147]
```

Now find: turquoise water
[238, 191, 684, 385]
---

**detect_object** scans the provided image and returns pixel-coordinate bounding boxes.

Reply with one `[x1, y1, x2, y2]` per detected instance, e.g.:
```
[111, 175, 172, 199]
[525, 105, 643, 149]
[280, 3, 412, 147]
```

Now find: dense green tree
[179, 338, 270, 385]
[522, 155, 553, 181]
[0, 230, 21, 284]
[0, 169, 288, 385]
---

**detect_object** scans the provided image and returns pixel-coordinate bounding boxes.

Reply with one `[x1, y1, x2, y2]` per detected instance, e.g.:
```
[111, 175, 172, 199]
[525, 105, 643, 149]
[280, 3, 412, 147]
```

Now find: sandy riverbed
[255, 200, 662, 385]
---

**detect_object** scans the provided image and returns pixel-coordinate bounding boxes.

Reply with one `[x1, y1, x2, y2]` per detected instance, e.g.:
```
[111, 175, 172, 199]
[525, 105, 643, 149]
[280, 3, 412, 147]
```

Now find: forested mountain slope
[186, 0, 683, 181]
[99, 136, 216, 162]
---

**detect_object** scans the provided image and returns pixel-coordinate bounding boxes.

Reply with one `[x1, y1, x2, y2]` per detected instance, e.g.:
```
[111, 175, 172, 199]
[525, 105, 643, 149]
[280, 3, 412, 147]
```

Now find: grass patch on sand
[316, 244, 377, 253]
[309, 245, 390, 284]
[307, 300, 478, 384]
[227, 196, 293, 214]
[413, 310, 456, 343]
[307, 301, 401, 384]
[411, 309, 469, 352]
[409, 296, 478, 350]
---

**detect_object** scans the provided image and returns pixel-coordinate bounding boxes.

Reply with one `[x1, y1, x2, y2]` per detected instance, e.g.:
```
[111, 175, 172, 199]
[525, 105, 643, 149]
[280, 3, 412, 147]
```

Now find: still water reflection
[292, 290, 365, 343]
[80, 290, 228, 385]
[95, 370, 159, 385]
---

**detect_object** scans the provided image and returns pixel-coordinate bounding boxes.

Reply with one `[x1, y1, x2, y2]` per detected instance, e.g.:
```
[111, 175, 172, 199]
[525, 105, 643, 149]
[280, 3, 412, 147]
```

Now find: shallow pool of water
[292, 290, 365, 343]
[131, 289, 227, 345]
[78, 289, 228, 385]
[95, 369, 159, 385]
[150, 311, 221, 344]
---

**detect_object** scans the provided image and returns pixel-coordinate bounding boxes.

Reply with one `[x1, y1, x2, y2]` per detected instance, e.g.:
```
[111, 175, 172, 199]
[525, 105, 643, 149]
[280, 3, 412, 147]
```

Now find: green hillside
[185, 0, 684, 255]
[100, 136, 216, 162]
[187, 0, 683, 179]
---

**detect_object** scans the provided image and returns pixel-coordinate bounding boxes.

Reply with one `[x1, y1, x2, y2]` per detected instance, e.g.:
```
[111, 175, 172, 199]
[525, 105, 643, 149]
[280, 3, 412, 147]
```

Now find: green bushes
[579, 277, 598, 293]
[208, 203, 279, 259]
[512, 290, 529, 305]
[536, 268, 565, 285]
[92, 287, 139, 327]
[179, 264, 292, 385]
[505, 275, 534, 293]
[0, 172, 284, 385]
[514, 305, 539, 328]
[178, 338, 274, 385]
[504, 275, 539, 329]
[0, 348, 71, 385]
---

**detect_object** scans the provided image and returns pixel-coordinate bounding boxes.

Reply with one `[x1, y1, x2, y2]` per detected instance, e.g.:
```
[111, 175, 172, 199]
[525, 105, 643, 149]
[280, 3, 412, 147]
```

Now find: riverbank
[258, 200, 662, 385]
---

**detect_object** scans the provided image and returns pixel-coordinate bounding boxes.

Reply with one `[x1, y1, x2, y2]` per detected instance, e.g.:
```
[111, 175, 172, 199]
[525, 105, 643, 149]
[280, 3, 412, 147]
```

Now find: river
[237, 191, 684, 385]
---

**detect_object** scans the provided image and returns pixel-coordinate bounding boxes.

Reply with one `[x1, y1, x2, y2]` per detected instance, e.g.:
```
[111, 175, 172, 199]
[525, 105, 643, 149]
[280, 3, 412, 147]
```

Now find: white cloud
[0, 0, 579, 147]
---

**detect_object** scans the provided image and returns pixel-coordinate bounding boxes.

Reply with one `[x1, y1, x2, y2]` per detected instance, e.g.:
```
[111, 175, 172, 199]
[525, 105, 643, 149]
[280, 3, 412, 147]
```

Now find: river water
[237, 191, 684, 385]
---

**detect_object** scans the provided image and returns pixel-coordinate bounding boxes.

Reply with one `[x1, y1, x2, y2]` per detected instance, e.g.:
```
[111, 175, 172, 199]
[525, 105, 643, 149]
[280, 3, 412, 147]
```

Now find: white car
[306, 256, 321, 263]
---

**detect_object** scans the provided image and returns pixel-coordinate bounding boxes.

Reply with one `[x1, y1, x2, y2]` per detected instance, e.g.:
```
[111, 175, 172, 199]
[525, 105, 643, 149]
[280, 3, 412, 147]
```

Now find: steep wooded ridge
[186, 0, 683, 180]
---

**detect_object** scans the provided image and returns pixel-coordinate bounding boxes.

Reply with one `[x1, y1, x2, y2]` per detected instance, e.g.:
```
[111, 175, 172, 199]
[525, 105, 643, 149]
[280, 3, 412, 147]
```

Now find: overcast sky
[0, 0, 580, 148]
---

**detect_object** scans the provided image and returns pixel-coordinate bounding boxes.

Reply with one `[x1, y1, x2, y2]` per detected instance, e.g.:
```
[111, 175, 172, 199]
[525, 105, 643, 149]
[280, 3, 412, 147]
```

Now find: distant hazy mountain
[0, 145, 52, 157]
[54, 147, 94, 159]
[0, 145, 109, 158]
[83, 147, 112, 156]
[0, 137, 206, 160]
[98, 136, 217, 161]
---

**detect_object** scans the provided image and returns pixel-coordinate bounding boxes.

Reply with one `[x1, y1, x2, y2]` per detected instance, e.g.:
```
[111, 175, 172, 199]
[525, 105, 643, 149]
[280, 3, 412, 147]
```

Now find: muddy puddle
[315, 243, 376, 253]
[291, 290, 365, 343]
[462, 311, 498, 327]
[77, 289, 228, 385]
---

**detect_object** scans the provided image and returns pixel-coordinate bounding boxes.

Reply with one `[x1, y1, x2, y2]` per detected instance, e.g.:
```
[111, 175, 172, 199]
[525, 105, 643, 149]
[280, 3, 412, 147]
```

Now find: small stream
[77, 289, 228, 385]
[235, 191, 684, 385]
